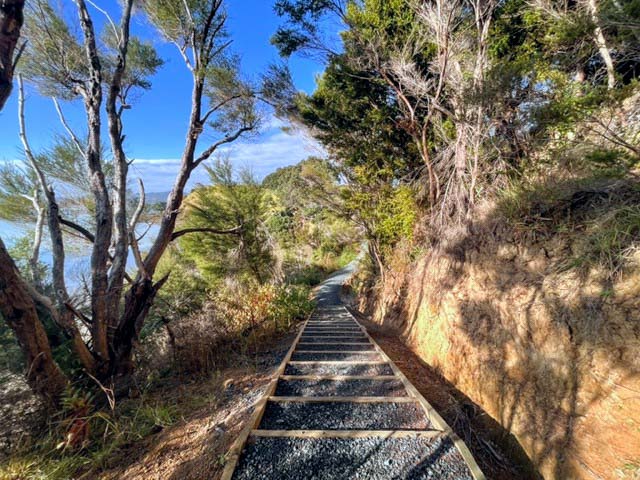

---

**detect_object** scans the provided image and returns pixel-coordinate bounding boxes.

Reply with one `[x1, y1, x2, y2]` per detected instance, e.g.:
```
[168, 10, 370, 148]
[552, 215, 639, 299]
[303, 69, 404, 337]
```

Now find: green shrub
[288, 265, 327, 286]
[142, 247, 208, 339]
[583, 148, 637, 177]
[269, 284, 315, 329]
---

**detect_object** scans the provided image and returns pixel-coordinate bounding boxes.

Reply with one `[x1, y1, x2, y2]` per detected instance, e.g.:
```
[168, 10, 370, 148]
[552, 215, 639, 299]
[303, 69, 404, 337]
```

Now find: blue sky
[0, 0, 329, 193]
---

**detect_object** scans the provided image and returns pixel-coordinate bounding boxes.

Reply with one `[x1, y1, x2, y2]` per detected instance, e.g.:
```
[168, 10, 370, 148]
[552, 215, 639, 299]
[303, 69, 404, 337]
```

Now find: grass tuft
[497, 176, 640, 277]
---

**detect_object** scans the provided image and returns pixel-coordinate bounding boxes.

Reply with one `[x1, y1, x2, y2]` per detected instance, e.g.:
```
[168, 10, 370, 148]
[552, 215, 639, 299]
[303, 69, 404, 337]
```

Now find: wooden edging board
[344, 306, 487, 480]
[252, 429, 444, 439]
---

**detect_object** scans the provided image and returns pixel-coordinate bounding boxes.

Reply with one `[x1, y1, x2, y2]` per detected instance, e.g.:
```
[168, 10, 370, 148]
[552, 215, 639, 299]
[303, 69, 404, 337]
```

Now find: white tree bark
[18, 75, 96, 373]
[587, 0, 616, 89]
[29, 192, 45, 290]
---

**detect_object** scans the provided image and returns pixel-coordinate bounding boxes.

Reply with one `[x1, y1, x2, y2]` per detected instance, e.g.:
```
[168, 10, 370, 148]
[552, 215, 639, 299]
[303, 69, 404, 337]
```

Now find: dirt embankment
[353, 190, 640, 480]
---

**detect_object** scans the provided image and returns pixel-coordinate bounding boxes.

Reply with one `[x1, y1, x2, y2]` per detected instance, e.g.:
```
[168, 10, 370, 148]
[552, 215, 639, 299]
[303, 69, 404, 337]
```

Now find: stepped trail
[222, 266, 485, 480]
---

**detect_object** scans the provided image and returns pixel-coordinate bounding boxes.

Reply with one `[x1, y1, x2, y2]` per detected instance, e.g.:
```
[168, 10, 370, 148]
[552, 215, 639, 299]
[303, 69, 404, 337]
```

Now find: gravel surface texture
[310, 316, 350, 319]
[306, 321, 358, 324]
[305, 324, 359, 327]
[284, 363, 394, 376]
[302, 332, 363, 336]
[306, 322, 358, 326]
[307, 318, 357, 322]
[306, 327, 358, 330]
[309, 321, 356, 325]
[301, 332, 367, 337]
[291, 352, 382, 362]
[231, 436, 474, 480]
[259, 401, 432, 430]
[230, 266, 481, 480]
[274, 378, 408, 397]
[304, 327, 363, 333]
[298, 336, 370, 343]
[296, 344, 375, 352]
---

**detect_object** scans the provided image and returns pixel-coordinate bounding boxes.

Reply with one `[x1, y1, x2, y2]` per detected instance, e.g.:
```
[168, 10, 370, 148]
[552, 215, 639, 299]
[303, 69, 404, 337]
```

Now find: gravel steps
[307, 322, 356, 326]
[231, 436, 475, 480]
[304, 325, 361, 329]
[259, 401, 432, 430]
[298, 336, 371, 343]
[284, 362, 394, 376]
[274, 378, 408, 397]
[302, 330, 363, 334]
[306, 324, 359, 328]
[225, 303, 483, 480]
[291, 351, 383, 362]
[307, 320, 358, 324]
[300, 333, 368, 338]
[296, 343, 376, 351]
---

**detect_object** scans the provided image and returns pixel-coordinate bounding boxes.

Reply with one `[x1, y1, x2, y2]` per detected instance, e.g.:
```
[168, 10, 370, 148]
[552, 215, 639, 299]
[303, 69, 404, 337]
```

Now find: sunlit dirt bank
[351, 195, 640, 480]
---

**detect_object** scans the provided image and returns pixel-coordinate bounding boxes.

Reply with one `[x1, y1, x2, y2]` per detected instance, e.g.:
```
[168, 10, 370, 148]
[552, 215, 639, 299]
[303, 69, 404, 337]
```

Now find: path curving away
[222, 266, 485, 480]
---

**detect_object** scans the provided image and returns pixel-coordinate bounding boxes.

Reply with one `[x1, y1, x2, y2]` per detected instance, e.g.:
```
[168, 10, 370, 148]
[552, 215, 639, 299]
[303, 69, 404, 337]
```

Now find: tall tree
[0, 0, 264, 399]
[180, 159, 274, 285]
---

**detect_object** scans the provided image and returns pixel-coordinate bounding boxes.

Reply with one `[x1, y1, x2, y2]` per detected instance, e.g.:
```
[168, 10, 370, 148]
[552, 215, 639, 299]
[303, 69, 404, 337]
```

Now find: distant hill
[145, 191, 171, 205]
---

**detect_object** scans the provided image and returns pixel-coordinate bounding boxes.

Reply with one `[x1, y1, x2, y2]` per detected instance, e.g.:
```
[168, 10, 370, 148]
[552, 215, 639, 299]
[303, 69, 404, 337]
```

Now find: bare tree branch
[106, 0, 135, 313]
[19, 75, 71, 306]
[59, 216, 95, 243]
[52, 97, 87, 159]
[193, 126, 255, 167]
[86, 0, 119, 44]
[170, 225, 243, 241]
[129, 178, 148, 279]
[64, 301, 92, 329]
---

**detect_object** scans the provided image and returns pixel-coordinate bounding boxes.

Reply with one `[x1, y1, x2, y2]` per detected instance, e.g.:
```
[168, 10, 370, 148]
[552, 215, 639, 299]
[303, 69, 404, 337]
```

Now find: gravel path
[301, 333, 367, 338]
[259, 401, 432, 430]
[305, 323, 359, 326]
[304, 325, 361, 329]
[284, 362, 394, 376]
[295, 344, 376, 351]
[291, 352, 382, 362]
[298, 336, 370, 343]
[274, 378, 408, 397]
[303, 329, 363, 334]
[226, 263, 482, 480]
[231, 436, 474, 480]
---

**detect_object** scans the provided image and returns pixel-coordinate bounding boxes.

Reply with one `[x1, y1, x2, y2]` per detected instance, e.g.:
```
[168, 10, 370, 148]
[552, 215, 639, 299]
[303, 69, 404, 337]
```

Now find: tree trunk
[106, 0, 134, 336]
[107, 80, 205, 381]
[75, 0, 112, 368]
[107, 1, 252, 382]
[0, 238, 68, 402]
[111, 276, 167, 381]
[0, 0, 24, 110]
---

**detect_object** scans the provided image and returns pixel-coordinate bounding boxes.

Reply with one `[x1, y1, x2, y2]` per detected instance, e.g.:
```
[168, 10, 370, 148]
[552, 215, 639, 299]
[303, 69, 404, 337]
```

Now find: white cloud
[129, 128, 325, 192]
